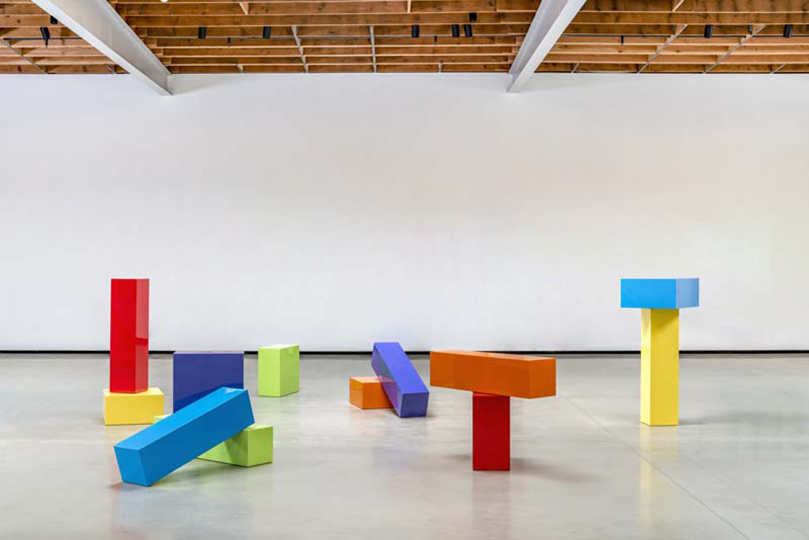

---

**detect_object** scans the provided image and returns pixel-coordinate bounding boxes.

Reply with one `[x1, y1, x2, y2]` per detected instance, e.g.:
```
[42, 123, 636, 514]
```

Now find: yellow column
[640, 309, 679, 426]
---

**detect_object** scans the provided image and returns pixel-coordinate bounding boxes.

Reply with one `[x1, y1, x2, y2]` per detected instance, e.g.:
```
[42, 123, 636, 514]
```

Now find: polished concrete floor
[0, 353, 808, 539]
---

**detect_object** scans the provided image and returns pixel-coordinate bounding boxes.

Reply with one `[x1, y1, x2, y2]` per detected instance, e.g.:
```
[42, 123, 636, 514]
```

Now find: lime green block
[258, 344, 300, 397]
[153, 416, 273, 467]
[198, 424, 273, 467]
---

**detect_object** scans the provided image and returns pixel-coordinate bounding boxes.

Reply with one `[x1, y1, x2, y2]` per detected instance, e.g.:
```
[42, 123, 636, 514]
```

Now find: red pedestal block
[473, 392, 510, 471]
[110, 279, 149, 393]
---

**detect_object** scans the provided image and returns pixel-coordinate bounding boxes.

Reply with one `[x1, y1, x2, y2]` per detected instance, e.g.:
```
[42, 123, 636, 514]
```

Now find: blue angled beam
[114, 387, 254, 486]
[371, 342, 429, 418]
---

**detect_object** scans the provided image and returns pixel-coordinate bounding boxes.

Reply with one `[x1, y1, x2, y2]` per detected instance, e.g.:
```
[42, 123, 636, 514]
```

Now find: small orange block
[349, 376, 393, 409]
[430, 351, 556, 399]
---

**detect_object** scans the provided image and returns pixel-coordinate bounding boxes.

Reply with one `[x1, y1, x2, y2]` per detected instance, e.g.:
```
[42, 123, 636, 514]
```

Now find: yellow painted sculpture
[622, 278, 700, 427]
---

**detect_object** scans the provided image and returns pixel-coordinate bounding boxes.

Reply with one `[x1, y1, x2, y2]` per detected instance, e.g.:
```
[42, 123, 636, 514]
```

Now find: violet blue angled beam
[114, 387, 254, 486]
[173, 351, 244, 412]
[371, 342, 429, 418]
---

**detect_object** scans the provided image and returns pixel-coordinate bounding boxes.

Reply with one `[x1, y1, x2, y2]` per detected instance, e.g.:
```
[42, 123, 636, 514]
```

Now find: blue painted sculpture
[114, 387, 254, 486]
[620, 278, 699, 309]
[371, 342, 429, 418]
[173, 351, 244, 411]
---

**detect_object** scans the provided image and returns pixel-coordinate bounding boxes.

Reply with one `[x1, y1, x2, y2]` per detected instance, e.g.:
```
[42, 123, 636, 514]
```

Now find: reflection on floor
[0, 353, 807, 539]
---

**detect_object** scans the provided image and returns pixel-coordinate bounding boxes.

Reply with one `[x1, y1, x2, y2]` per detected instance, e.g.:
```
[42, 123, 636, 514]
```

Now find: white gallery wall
[1, 73, 807, 351]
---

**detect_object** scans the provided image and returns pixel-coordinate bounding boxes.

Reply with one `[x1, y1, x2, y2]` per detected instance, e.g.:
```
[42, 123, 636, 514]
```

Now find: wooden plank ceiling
[2, 0, 809, 75]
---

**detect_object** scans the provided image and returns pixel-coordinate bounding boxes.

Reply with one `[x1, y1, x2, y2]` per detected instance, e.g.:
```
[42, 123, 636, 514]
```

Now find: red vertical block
[110, 279, 149, 393]
[473, 392, 510, 471]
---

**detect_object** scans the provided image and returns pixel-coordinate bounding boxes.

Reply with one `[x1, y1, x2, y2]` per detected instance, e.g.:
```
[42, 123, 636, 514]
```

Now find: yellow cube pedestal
[104, 388, 164, 425]
[641, 309, 679, 426]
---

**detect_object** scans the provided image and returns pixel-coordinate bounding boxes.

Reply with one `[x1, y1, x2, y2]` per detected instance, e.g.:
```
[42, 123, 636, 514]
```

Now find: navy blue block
[371, 342, 429, 418]
[621, 278, 700, 309]
[173, 351, 244, 412]
[114, 387, 254, 486]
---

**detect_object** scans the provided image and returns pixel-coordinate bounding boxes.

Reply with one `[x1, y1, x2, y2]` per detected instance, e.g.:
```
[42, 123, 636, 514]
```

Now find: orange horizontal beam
[430, 351, 556, 398]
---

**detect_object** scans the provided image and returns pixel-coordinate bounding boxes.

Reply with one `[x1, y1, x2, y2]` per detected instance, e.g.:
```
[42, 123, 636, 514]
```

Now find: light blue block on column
[114, 387, 254, 486]
[621, 278, 700, 309]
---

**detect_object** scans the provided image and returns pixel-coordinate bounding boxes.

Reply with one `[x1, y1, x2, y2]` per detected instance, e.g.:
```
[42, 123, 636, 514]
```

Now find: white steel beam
[507, 0, 587, 93]
[31, 0, 171, 95]
[370, 26, 377, 73]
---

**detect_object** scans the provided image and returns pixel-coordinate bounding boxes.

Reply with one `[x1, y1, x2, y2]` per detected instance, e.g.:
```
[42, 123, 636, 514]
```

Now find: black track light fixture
[49, 16, 58, 25]
[198, 26, 207, 39]
[411, 24, 420, 38]
[40, 26, 51, 47]
[263, 26, 272, 39]
[704, 24, 712, 38]
[452, 24, 460, 38]
[463, 23, 473, 38]
[469, 12, 477, 23]
[784, 24, 793, 38]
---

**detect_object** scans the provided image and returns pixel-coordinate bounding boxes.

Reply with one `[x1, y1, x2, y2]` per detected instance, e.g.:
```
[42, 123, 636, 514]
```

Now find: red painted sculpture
[110, 279, 149, 393]
[473, 392, 511, 470]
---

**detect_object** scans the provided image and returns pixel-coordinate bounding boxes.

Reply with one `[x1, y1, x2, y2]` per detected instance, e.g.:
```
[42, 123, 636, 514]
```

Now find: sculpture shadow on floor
[510, 457, 595, 482]
[442, 453, 596, 482]
[111, 460, 257, 490]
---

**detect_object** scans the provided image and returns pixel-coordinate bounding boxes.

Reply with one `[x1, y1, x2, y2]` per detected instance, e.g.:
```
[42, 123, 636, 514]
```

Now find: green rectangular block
[198, 424, 273, 467]
[152, 416, 273, 467]
[258, 344, 300, 397]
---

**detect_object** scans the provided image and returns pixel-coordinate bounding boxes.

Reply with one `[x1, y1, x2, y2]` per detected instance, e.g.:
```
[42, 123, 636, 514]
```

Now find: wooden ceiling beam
[121, 13, 526, 26]
[135, 23, 529, 38]
[552, 43, 660, 52]
[0, 64, 43, 73]
[46, 64, 114, 73]
[572, 12, 809, 24]
[106, 0, 809, 12]
[0, 27, 77, 38]
[720, 52, 809, 62]
[739, 44, 809, 52]
[545, 52, 656, 62]
[150, 37, 298, 47]
[166, 56, 304, 65]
